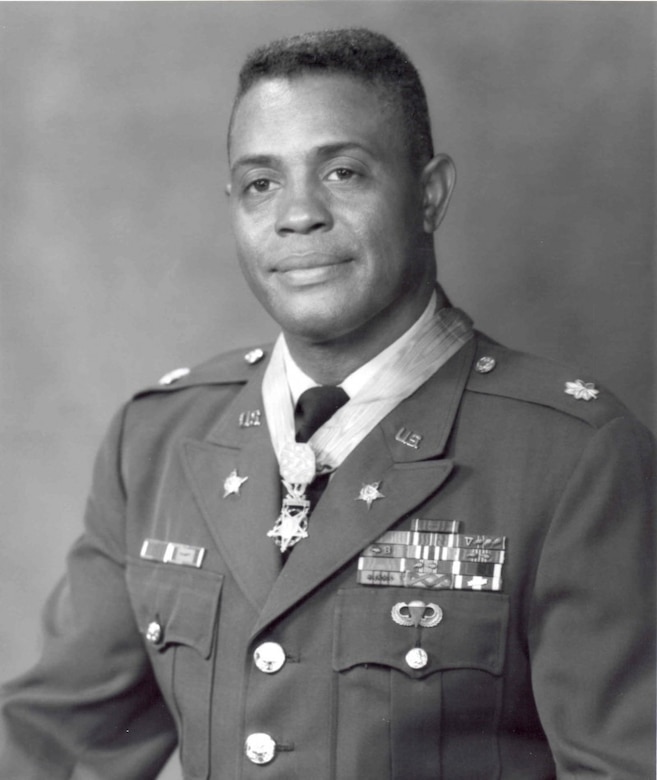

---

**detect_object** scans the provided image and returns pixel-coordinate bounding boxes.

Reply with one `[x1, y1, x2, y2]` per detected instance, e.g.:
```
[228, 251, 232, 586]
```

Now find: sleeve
[0, 406, 178, 779]
[529, 415, 656, 778]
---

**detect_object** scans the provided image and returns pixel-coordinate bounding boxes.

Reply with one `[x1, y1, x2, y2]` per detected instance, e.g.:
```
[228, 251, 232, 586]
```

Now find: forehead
[229, 74, 406, 164]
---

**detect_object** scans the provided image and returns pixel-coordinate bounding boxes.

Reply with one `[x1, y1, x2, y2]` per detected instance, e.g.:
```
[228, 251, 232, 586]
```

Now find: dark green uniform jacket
[1, 332, 655, 779]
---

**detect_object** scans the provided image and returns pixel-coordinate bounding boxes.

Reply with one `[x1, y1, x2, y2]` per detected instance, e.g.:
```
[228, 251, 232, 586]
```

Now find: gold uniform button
[475, 356, 496, 374]
[245, 733, 276, 765]
[145, 621, 163, 645]
[253, 642, 286, 674]
[405, 647, 429, 670]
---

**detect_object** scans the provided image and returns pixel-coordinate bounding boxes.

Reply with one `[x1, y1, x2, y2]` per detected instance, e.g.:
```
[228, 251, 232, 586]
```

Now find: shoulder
[466, 331, 637, 431]
[131, 344, 271, 400]
[115, 343, 273, 460]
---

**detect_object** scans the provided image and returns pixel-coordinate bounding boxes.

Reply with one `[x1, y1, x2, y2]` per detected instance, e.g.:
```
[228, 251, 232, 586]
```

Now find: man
[1, 28, 654, 780]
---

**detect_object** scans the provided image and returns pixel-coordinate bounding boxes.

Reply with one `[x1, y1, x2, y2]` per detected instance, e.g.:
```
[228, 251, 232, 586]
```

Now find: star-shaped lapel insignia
[356, 482, 384, 510]
[223, 470, 248, 498]
[565, 379, 599, 401]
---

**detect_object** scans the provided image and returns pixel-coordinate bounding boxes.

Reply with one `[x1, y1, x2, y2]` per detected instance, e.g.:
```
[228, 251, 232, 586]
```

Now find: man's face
[228, 74, 437, 347]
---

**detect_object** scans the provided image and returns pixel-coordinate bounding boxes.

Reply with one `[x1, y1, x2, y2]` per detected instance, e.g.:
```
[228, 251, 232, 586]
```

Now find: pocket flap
[333, 587, 509, 679]
[127, 561, 224, 659]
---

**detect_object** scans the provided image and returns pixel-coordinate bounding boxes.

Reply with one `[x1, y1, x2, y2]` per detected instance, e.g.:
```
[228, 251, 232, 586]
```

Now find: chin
[277, 304, 359, 345]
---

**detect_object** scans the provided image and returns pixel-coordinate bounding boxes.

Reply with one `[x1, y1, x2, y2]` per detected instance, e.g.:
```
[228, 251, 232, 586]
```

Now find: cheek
[350, 211, 412, 278]
[350, 192, 416, 246]
[232, 220, 266, 274]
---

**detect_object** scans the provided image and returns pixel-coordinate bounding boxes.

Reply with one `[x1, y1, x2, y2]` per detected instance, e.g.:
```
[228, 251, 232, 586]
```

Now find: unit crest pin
[223, 470, 248, 497]
[357, 482, 384, 509]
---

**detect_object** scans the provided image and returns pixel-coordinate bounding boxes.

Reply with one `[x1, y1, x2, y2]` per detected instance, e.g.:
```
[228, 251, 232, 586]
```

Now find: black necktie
[294, 385, 349, 443]
[293, 385, 349, 513]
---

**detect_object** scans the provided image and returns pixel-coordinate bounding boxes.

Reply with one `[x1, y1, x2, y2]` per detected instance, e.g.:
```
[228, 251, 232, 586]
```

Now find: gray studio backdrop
[1, 3, 654, 778]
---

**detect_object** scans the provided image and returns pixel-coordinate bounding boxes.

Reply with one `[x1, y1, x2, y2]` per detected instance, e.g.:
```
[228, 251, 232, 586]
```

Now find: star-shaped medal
[267, 502, 310, 552]
[223, 470, 248, 498]
[565, 379, 599, 401]
[357, 482, 384, 509]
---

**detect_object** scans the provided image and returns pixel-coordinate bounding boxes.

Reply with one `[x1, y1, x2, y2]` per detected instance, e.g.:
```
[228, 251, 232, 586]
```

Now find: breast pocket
[126, 561, 224, 780]
[333, 587, 509, 780]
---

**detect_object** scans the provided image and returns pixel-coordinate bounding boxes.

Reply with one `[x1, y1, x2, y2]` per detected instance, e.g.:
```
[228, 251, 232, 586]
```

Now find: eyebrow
[230, 142, 375, 175]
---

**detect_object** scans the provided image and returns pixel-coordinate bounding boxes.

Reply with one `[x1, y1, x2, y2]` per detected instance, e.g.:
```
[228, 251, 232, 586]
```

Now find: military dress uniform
[0, 331, 654, 779]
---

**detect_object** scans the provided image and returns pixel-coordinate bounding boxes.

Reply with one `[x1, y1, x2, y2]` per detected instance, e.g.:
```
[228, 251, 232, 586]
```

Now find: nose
[275, 179, 333, 235]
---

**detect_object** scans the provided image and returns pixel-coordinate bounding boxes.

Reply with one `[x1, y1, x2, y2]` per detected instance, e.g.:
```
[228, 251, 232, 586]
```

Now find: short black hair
[229, 28, 434, 169]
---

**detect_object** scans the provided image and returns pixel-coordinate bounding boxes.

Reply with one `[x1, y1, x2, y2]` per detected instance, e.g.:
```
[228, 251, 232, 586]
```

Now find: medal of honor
[267, 442, 316, 553]
[279, 442, 316, 485]
[262, 306, 474, 553]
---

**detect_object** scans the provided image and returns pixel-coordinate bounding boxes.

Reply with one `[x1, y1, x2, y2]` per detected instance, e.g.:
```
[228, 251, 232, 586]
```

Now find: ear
[225, 183, 232, 197]
[421, 154, 456, 233]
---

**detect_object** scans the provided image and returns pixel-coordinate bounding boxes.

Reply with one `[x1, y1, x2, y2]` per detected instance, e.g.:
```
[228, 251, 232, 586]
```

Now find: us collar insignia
[357, 518, 506, 592]
[395, 426, 423, 450]
[239, 410, 262, 428]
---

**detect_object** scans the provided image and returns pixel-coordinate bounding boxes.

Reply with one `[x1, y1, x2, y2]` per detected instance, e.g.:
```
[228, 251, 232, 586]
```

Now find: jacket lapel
[182, 366, 282, 613]
[250, 336, 476, 639]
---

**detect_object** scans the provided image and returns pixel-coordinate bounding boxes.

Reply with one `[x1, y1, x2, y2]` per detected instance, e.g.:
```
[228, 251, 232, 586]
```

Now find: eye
[246, 178, 273, 194]
[326, 167, 358, 182]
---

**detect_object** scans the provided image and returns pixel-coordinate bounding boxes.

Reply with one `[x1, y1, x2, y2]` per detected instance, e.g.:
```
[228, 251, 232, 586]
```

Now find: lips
[273, 253, 353, 287]
[274, 252, 349, 273]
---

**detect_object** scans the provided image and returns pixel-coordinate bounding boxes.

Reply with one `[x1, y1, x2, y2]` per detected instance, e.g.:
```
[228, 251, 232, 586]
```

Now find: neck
[284, 284, 448, 385]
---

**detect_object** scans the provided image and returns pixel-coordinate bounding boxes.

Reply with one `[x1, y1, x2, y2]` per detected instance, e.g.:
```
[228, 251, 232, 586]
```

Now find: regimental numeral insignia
[140, 539, 205, 568]
[395, 427, 423, 450]
[238, 410, 261, 428]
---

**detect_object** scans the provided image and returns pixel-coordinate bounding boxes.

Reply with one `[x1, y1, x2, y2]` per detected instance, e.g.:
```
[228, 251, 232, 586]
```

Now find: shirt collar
[281, 291, 438, 405]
